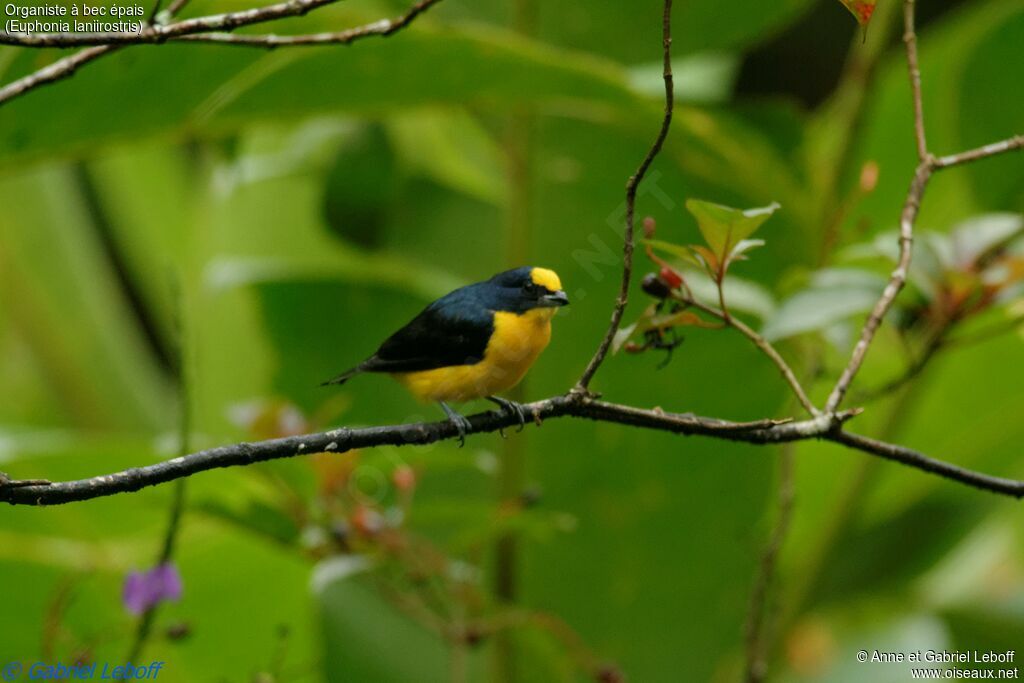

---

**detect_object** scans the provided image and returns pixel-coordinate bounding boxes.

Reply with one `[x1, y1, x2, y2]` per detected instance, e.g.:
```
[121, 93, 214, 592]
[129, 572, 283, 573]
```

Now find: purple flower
[123, 562, 183, 615]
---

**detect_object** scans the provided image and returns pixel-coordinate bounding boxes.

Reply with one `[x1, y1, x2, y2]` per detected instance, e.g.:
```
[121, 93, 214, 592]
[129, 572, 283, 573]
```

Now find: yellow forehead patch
[530, 267, 562, 292]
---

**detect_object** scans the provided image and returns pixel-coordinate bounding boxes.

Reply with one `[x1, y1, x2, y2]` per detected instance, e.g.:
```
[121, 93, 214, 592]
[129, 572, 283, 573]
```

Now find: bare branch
[934, 135, 1024, 169]
[829, 430, 1023, 498]
[575, 0, 674, 393]
[174, 0, 444, 47]
[0, 0, 443, 108]
[824, 2, 1023, 414]
[903, 0, 928, 161]
[0, 45, 118, 107]
[826, 155, 932, 412]
[825, 0, 936, 413]
[675, 293, 819, 416]
[2, 393, 1020, 505]
[0, 0, 341, 47]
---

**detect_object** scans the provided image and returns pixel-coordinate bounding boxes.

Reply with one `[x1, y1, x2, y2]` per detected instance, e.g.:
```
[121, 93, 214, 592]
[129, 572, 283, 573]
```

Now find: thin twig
[676, 293, 819, 416]
[826, 158, 932, 412]
[0, 0, 341, 47]
[0, 0, 443, 108]
[163, 0, 193, 20]
[575, 0, 674, 393]
[0, 46, 118, 107]
[934, 135, 1024, 169]
[829, 429, 1023, 497]
[903, 0, 927, 162]
[175, 0, 444, 47]
[823, 1, 1023, 413]
[825, 0, 935, 412]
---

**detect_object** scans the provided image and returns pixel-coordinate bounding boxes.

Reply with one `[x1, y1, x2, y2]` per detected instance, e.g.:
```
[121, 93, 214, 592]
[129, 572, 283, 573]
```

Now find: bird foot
[439, 402, 473, 447]
[487, 396, 526, 435]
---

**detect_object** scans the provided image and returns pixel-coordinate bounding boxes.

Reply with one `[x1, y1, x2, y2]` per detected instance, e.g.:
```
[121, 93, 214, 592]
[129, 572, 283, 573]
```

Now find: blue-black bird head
[483, 267, 570, 313]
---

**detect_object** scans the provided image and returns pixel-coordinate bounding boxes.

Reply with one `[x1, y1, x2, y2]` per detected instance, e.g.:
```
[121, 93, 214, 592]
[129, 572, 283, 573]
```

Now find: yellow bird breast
[393, 308, 555, 403]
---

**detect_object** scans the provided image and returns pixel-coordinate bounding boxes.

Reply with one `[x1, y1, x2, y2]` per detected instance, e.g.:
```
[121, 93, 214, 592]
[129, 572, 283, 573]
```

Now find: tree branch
[902, 0, 928, 162]
[824, 0, 934, 413]
[173, 0, 444, 47]
[0, 0, 341, 47]
[934, 135, 1024, 169]
[575, 0, 674, 393]
[0, 0, 443, 107]
[829, 430, 1023, 498]
[0, 45, 118, 107]
[823, 1, 1022, 413]
[2, 393, 1021, 505]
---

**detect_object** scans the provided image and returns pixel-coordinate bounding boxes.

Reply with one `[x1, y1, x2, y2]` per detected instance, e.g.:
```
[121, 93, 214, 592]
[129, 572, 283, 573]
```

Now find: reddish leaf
[688, 245, 721, 281]
[839, 0, 877, 26]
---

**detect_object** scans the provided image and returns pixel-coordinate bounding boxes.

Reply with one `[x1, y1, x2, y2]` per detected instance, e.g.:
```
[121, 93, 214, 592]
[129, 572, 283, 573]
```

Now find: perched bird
[322, 267, 569, 444]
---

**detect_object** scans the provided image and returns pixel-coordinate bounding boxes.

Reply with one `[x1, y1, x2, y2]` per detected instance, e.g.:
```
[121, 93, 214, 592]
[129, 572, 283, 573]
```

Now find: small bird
[322, 267, 569, 444]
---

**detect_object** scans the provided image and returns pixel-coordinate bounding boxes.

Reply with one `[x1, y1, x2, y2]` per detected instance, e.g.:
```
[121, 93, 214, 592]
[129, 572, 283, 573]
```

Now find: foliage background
[0, 0, 1021, 680]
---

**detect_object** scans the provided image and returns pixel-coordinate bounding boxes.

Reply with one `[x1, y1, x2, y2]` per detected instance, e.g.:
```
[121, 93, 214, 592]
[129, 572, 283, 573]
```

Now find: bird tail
[320, 364, 364, 387]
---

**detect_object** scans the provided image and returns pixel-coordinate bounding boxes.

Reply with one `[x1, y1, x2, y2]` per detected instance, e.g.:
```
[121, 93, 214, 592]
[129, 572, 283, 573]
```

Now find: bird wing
[365, 294, 494, 372]
[321, 287, 495, 385]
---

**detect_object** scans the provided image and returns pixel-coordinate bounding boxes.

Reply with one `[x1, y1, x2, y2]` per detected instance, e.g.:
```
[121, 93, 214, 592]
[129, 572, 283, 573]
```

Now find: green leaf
[643, 238, 702, 267]
[684, 199, 779, 271]
[761, 268, 886, 341]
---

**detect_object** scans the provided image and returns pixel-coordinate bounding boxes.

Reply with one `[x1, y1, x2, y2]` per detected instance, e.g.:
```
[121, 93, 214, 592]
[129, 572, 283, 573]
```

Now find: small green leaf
[684, 199, 779, 273]
[644, 238, 702, 267]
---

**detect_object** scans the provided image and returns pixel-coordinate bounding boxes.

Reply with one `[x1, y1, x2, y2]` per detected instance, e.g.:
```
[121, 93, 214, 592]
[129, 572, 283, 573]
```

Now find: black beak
[539, 290, 570, 307]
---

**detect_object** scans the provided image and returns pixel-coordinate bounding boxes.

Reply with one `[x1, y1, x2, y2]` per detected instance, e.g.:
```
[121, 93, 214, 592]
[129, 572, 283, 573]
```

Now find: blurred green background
[0, 0, 1022, 681]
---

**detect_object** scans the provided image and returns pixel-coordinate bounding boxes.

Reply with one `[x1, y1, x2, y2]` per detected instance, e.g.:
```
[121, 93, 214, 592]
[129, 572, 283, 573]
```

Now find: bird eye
[522, 281, 538, 295]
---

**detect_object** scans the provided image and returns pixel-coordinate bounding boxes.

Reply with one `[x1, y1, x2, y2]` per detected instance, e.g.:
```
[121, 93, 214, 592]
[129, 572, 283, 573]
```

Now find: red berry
[659, 266, 683, 290]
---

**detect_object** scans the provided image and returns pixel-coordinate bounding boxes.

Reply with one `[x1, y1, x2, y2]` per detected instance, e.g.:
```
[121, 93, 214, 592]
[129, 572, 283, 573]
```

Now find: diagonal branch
[825, 158, 931, 411]
[174, 0, 444, 47]
[934, 134, 1024, 169]
[0, 0, 341, 47]
[0, 0, 443, 107]
[0, 45, 118, 107]
[575, 0, 674, 393]
[823, 0, 1022, 413]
